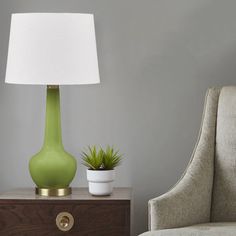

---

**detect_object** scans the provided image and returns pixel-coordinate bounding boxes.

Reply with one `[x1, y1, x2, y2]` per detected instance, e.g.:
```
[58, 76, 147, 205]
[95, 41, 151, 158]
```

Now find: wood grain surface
[0, 189, 131, 236]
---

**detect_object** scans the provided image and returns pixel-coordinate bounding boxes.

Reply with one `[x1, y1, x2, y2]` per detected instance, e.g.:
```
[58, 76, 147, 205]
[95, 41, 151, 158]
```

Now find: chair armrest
[148, 88, 220, 230]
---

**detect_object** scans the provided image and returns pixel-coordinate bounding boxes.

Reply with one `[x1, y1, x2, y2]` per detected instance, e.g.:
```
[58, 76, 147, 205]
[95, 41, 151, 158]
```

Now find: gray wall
[0, 0, 236, 234]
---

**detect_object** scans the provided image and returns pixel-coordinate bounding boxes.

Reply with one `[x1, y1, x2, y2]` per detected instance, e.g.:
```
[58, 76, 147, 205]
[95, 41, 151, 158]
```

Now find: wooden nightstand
[0, 188, 131, 236]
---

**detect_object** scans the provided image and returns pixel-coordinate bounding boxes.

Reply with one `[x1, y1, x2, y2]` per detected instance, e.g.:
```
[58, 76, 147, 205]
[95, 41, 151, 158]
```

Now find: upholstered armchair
[141, 86, 236, 236]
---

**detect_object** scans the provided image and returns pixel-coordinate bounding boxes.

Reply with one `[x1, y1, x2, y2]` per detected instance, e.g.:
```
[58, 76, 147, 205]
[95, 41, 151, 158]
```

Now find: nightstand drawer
[0, 200, 130, 236]
[0, 188, 131, 235]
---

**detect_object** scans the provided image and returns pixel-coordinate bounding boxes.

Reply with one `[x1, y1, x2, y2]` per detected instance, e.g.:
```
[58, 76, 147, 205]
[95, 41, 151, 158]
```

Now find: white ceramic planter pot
[87, 169, 115, 196]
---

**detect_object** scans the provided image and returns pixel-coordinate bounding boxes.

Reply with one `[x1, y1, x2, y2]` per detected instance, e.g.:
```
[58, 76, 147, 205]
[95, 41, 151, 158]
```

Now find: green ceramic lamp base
[29, 86, 77, 196]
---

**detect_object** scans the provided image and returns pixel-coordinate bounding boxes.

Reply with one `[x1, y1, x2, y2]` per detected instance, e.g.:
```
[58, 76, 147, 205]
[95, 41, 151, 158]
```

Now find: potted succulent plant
[81, 146, 122, 196]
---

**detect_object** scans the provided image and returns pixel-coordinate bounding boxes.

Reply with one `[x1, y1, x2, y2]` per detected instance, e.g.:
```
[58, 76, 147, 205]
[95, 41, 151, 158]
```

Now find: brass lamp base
[35, 187, 72, 197]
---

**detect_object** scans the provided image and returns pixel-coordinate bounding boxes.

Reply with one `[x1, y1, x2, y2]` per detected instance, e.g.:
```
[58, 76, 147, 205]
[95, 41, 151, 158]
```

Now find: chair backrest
[211, 86, 236, 221]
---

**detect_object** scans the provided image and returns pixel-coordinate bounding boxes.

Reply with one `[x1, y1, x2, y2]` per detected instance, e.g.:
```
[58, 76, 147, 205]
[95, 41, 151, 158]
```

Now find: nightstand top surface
[0, 187, 132, 201]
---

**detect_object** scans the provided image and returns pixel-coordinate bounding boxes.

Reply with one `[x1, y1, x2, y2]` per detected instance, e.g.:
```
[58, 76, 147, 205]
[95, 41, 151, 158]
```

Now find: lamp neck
[43, 85, 63, 149]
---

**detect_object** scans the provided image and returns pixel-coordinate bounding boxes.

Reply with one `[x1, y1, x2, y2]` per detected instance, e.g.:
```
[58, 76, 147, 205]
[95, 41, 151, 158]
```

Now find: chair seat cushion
[140, 222, 236, 236]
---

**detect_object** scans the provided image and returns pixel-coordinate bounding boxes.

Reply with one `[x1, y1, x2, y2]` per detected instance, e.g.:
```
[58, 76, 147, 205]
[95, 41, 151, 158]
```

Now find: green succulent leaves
[81, 146, 104, 170]
[81, 145, 122, 170]
[103, 146, 122, 170]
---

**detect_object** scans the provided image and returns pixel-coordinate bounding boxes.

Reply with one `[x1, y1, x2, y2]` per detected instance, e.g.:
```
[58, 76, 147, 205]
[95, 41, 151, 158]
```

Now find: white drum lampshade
[5, 13, 100, 85]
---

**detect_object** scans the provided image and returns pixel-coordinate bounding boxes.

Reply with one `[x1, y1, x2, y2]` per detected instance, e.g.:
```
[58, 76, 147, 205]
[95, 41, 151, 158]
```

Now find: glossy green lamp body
[29, 86, 77, 195]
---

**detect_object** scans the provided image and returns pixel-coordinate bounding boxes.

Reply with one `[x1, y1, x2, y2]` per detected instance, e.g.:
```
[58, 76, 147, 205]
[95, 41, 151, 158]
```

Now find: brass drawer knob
[56, 212, 74, 231]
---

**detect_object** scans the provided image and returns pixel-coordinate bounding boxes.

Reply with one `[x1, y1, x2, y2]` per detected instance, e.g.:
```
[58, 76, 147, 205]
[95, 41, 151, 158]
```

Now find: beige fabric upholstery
[140, 223, 236, 236]
[141, 87, 236, 236]
[142, 86, 236, 236]
[211, 87, 236, 221]
[148, 88, 220, 230]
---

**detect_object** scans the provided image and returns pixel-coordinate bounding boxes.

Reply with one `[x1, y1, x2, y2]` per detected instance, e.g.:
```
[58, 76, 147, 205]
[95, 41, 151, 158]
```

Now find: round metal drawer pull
[56, 212, 74, 232]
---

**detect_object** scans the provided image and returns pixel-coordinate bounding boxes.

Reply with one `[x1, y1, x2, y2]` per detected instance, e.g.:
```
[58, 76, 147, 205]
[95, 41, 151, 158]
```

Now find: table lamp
[5, 13, 100, 196]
